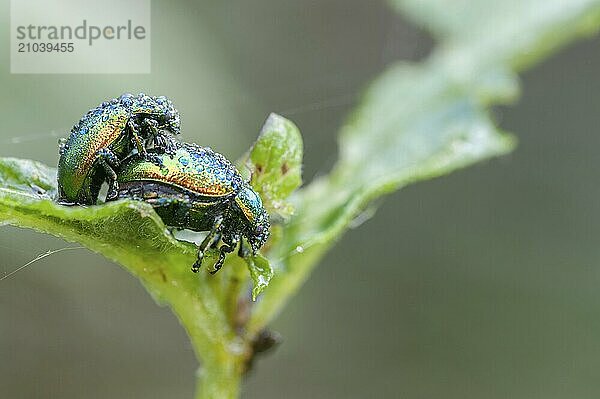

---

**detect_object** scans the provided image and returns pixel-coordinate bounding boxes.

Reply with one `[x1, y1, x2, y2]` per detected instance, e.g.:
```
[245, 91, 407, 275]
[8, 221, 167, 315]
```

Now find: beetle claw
[106, 189, 119, 201]
[191, 249, 205, 273]
[191, 261, 201, 273]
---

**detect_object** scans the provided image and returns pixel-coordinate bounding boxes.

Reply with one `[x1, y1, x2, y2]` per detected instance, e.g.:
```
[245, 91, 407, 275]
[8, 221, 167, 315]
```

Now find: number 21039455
[17, 42, 74, 53]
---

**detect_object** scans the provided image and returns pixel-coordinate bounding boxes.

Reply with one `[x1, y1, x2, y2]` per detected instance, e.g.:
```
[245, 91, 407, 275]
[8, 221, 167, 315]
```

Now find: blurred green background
[2, 0, 600, 398]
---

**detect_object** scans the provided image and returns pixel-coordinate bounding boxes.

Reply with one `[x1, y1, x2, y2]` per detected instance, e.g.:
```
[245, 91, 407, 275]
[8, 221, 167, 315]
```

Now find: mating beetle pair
[57, 94, 270, 273]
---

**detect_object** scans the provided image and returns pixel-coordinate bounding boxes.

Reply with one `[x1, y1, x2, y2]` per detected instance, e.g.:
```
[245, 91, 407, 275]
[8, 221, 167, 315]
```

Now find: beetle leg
[136, 119, 169, 164]
[208, 233, 222, 249]
[141, 118, 160, 144]
[140, 118, 176, 155]
[211, 242, 236, 274]
[238, 237, 251, 259]
[153, 134, 165, 149]
[97, 148, 120, 201]
[128, 120, 147, 157]
[191, 215, 224, 273]
[210, 235, 239, 274]
[147, 122, 177, 156]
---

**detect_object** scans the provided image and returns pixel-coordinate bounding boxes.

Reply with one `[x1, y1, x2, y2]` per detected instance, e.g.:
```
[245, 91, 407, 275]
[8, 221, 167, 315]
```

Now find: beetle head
[154, 95, 181, 136]
[234, 184, 270, 253]
[130, 93, 181, 137]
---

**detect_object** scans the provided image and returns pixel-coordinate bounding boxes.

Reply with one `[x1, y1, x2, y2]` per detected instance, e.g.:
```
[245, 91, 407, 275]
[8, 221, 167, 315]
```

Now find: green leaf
[392, 0, 600, 71]
[229, 114, 303, 298]
[247, 60, 517, 335]
[0, 157, 57, 195]
[240, 113, 303, 219]
[246, 0, 600, 334]
[245, 254, 274, 301]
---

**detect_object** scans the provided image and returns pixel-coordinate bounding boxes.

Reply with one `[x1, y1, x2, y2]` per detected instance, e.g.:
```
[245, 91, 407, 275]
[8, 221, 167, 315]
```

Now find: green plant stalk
[194, 355, 244, 399]
[138, 263, 247, 399]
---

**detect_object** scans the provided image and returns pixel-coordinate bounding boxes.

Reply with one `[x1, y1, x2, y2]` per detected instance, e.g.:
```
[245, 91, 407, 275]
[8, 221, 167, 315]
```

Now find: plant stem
[194, 351, 246, 399]
[152, 270, 248, 399]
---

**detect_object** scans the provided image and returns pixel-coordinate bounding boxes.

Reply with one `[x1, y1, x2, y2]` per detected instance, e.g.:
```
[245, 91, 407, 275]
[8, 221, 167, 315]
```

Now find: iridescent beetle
[57, 93, 181, 205]
[112, 142, 270, 273]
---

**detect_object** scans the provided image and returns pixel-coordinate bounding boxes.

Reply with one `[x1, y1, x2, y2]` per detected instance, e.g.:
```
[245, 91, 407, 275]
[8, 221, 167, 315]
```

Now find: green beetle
[112, 142, 270, 273]
[57, 93, 181, 205]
